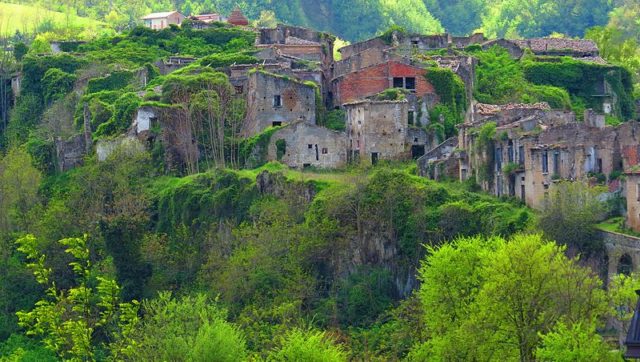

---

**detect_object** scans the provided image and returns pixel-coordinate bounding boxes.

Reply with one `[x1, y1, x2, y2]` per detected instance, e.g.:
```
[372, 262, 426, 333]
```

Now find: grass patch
[596, 217, 640, 238]
[0, 2, 103, 35]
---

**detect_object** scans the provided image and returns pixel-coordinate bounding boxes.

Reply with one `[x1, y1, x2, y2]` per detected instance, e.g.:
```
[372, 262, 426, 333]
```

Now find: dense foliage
[0, 2, 638, 359]
[6, 0, 625, 41]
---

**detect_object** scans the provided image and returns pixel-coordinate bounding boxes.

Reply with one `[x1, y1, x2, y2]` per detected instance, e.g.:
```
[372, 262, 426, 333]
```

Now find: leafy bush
[94, 92, 141, 138]
[200, 52, 259, 68]
[323, 109, 346, 131]
[269, 329, 346, 362]
[86, 70, 133, 94]
[337, 266, 395, 326]
[42, 68, 76, 104]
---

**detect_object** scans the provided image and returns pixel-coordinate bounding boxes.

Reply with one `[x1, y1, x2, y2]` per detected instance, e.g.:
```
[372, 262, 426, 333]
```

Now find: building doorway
[371, 152, 379, 165]
[411, 145, 425, 159]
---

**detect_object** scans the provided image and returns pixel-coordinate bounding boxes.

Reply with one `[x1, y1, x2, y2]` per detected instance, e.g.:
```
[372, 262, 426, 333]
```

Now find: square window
[405, 77, 416, 90]
[322, 148, 328, 154]
[273, 95, 282, 108]
[234, 85, 243, 94]
[308, 144, 313, 149]
[393, 77, 404, 88]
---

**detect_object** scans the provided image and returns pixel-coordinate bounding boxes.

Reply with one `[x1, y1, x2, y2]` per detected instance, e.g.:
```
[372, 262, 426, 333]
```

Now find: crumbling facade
[244, 71, 317, 137]
[345, 99, 416, 164]
[267, 121, 347, 169]
[423, 103, 634, 210]
[331, 60, 436, 106]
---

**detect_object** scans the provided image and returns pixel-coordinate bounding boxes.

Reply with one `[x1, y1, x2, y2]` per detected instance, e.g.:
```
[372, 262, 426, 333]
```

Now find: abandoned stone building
[422, 102, 640, 210]
[345, 99, 429, 164]
[243, 70, 317, 137]
[331, 60, 439, 126]
[481, 37, 602, 61]
[267, 121, 347, 169]
[337, 31, 485, 61]
[257, 24, 334, 65]
[229, 60, 322, 98]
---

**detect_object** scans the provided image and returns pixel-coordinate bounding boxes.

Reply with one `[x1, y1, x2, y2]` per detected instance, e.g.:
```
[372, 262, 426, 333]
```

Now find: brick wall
[333, 61, 435, 105]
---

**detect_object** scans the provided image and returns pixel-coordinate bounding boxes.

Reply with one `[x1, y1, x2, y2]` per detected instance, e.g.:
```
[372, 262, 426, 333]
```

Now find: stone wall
[56, 134, 86, 171]
[602, 230, 640, 281]
[345, 100, 410, 164]
[134, 106, 158, 134]
[417, 136, 458, 177]
[96, 136, 143, 162]
[244, 71, 317, 137]
[338, 37, 389, 60]
[626, 174, 640, 232]
[267, 121, 347, 168]
[333, 48, 394, 79]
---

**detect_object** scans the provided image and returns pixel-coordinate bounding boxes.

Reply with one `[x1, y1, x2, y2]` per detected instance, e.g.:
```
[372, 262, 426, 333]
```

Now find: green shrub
[42, 68, 76, 104]
[94, 92, 141, 138]
[275, 139, 286, 161]
[324, 109, 346, 131]
[375, 88, 408, 101]
[337, 266, 395, 326]
[86, 70, 134, 94]
[269, 329, 347, 362]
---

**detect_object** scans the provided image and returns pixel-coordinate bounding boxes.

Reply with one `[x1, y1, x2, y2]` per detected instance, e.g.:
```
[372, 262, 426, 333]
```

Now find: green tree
[423, 0, 486, 35]
[268, 329, 347, 362]
[126, 292, 247, 362]
[15, 234, 139, 361]
[481, 0, 611, 38]
[0, 147, 41, 234]
[539, 181, 608, 255]
[536, 321, 622, 362]
[13, 43, 28, 62]
[414, 233, 608, 361]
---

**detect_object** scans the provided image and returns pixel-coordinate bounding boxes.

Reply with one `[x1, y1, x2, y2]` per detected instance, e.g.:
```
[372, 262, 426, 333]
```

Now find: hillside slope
[0, 2, 101, 35]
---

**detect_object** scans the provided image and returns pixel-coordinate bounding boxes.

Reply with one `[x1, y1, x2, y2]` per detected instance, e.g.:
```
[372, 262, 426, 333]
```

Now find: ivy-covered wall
[523, 58, 635, 120]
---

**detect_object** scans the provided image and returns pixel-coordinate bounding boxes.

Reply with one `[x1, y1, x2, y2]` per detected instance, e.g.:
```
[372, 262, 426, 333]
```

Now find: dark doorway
[619, 254, 633, 276]
[315, 144, 319, 161]
[371, 152, 379, 165]
[411, 145, 425, 159]
[520, 184, 525, 201]
[508, 175, 515, 196]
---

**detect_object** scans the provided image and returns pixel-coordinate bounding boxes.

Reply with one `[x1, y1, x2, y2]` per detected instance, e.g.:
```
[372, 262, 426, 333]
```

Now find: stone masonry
[243, 70, 317, 137]
[267, 121, 347, 169]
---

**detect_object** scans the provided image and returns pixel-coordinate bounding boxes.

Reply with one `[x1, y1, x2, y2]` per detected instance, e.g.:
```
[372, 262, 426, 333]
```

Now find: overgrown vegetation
[1, 4, 638, 359]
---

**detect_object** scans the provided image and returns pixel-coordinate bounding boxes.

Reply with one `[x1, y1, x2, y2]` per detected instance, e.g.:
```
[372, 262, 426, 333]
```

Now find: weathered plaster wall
[267, 121, 347, 168]
[244, 71, 317, 137]
[345, 100, 409, 164]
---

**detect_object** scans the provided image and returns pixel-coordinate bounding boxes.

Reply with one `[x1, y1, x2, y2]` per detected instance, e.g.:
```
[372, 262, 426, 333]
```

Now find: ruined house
[481, 37, 604, 62]
[337, 32, 485, 61]
[229, 60, 322, 97]
[267, 121, 347, 169]
[243, 70, 317, 137]
[431, 103, 623, 209]
[155, 56, 196, 75]
[331, 60, 438, 119]
[345, 99, 428, 164]
[257, 24, 334, 64]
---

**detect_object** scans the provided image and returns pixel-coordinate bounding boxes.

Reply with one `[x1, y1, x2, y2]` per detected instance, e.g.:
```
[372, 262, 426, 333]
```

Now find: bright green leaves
[15, 234, 140, 361]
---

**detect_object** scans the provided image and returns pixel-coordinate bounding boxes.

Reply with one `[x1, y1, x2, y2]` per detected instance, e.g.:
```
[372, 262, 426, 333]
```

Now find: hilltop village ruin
[40, 8, 640, 235]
